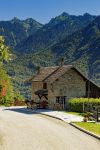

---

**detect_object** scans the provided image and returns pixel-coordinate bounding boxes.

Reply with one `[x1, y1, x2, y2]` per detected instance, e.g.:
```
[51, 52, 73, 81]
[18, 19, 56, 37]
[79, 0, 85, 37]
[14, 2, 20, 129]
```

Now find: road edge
[32, 109, 100, 141]
[70, 123, 100, 141]
[33, 110, 63, 121]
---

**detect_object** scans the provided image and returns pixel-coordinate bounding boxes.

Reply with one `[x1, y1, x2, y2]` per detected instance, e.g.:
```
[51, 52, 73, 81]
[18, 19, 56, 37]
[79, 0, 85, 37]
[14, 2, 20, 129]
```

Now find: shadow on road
[3, 107, 54, 115]
[4, 107, 38, 115]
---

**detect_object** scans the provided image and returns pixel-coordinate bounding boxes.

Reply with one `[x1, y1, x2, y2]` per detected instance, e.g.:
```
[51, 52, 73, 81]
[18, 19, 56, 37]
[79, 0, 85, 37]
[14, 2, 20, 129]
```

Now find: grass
[74, 122, 100, 136]
[64, 111, 83, 116]
[0, 104, 10, 107]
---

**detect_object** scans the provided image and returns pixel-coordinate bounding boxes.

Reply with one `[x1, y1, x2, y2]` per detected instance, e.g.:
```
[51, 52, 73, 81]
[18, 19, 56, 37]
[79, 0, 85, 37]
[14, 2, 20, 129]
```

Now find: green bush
[13, 92, 25, 106]
[68, 98, 100, 112]
[0, 91, 25, 106]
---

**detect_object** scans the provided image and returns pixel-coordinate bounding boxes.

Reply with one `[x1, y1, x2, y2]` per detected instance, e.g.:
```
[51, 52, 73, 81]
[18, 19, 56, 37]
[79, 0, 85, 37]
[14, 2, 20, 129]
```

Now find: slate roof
[31, 66, 59, 82]
[44, 65, 72, 83]
[31, 65, 100, 89]
[31, 65, 72, 82]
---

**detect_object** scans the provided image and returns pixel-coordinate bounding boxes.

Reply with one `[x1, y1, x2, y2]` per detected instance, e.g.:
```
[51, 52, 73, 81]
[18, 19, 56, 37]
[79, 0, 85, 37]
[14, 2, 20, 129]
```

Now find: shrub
[0, 91, 25, 106]
[68, 98, 100, 112]
[13, 92, 25, 106]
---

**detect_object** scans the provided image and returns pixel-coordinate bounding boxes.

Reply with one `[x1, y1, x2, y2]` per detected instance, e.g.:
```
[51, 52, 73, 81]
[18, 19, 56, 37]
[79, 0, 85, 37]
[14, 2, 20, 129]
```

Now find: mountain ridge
[15, 12, 96, 53]
[2, 12, 100, 98]
[0, 17, 43, 48]
[47, 16, 100, 86]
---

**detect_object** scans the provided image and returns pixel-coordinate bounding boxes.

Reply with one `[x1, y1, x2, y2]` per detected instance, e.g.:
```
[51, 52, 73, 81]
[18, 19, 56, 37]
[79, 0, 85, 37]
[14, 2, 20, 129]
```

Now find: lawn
[65, 111, 83, 116]
[74, 122, 100, 136]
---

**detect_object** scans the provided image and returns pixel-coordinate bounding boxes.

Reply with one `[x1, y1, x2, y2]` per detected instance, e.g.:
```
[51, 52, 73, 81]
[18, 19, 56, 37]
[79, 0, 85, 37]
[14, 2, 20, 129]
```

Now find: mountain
[15, 13, 96, 53]
[0, 17, 43, 48]
[47, 16, 100, 86]
[3, 13, 100, 98]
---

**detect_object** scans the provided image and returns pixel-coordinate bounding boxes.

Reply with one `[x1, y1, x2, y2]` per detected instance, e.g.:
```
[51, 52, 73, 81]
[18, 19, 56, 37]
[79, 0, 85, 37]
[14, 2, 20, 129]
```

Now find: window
[43, 83, 47, 89]
[56, 97, 60, 103]
[56, 96, 66, 104]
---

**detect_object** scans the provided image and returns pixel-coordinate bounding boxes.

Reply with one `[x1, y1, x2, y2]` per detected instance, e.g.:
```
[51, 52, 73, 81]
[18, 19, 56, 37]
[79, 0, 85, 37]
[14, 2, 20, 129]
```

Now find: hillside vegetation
[1, 13, 100, 98]
[49, 16, 100, 86]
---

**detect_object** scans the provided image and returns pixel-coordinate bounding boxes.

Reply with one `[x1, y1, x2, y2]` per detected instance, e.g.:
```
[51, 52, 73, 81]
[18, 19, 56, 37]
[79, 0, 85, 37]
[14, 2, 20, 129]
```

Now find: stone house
[30, 65, 100, 110]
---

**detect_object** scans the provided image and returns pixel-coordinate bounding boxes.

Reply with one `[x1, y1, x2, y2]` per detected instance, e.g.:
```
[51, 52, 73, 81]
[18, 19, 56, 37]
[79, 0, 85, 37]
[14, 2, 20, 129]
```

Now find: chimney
[59, 58, 64, 67]
[36, 66, 41, 74]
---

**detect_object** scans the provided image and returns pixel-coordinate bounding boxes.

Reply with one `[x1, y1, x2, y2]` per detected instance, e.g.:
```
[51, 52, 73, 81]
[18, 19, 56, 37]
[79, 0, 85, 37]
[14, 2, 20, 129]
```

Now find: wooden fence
[84, 105, 100, 122]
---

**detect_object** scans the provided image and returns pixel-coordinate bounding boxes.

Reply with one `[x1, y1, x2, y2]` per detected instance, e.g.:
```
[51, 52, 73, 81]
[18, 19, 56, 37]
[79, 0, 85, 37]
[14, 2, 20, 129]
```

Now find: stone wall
[32, 81, 43, 102]
[31, 69, 86, 109]
[48, 69, 86, 109]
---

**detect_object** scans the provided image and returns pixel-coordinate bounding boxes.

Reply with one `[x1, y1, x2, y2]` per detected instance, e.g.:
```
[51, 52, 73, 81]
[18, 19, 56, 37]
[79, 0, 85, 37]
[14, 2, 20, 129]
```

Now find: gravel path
[0, 107, 100, 150]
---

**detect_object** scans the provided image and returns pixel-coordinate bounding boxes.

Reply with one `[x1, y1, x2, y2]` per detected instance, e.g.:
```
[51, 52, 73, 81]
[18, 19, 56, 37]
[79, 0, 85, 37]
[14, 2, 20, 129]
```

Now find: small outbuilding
[30, 65, 100, 110]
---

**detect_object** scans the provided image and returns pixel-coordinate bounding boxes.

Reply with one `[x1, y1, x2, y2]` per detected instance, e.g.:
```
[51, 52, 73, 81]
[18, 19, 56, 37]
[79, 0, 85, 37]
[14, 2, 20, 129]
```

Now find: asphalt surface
[0, 107, 100, 150]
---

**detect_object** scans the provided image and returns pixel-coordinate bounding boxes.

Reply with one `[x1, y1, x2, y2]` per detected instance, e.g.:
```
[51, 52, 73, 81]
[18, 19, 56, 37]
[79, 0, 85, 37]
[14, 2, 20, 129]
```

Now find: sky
[0, 0, 100, 23]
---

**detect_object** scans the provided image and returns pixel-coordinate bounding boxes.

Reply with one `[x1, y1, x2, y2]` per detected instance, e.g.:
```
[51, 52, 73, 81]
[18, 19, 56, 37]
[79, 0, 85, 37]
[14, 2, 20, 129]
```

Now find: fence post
[83, 102, 85, 113]
[97, 108, 99, 122]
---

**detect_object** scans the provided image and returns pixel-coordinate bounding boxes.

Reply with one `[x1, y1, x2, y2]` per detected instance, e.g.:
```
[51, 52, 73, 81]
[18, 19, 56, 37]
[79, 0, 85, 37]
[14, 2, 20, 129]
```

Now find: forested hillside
[48, 16, 100, 86]
[2, 13, 100, 98]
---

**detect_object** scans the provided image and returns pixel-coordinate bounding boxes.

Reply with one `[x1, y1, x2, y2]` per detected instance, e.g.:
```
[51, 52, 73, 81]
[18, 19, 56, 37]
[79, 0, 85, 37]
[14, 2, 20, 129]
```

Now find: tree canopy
[0, 36, 13, 103]
[0, 36, 9, 62]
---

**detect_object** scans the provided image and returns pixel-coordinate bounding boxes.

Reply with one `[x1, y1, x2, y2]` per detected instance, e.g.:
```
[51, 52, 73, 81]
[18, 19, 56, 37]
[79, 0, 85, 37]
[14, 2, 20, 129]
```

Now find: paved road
[0, 107, 100, 150]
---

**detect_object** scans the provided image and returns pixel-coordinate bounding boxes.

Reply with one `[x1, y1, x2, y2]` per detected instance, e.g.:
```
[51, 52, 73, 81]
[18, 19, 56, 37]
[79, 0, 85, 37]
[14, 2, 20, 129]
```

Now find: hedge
[68, 98, 100, 112]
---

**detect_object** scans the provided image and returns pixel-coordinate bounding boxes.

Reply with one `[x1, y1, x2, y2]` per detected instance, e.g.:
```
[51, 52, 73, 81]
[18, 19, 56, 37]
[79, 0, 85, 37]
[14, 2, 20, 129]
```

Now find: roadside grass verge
[64, 111, 83, 116]
[74, 122, 100, 136]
